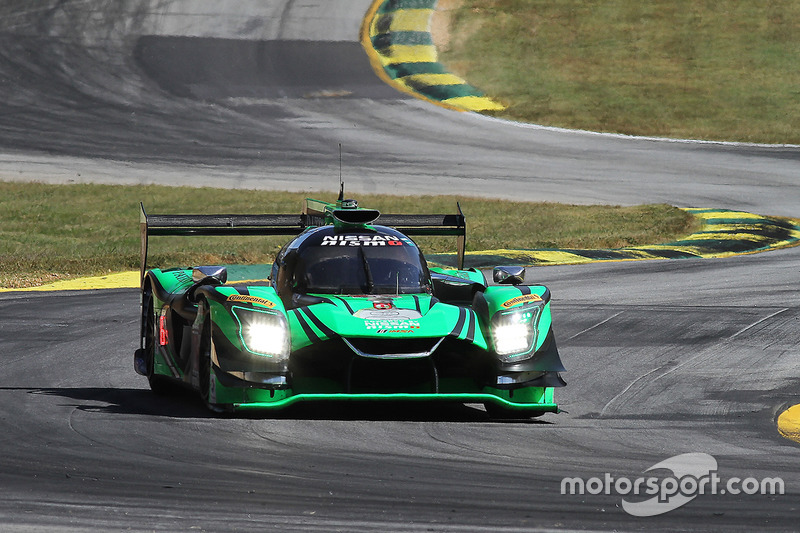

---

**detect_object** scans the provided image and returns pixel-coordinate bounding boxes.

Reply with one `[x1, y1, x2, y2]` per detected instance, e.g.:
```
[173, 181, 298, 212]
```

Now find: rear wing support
[139, 200, 466, 287]
[139, 203, 308, 287]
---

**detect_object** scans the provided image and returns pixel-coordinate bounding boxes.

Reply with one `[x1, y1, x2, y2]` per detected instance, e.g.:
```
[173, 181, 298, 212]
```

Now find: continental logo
[227, 294, 276, 308]
[502, 294, 543, 308]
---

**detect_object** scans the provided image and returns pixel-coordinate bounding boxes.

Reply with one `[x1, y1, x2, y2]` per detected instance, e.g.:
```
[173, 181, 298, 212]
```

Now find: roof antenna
[338, 143, 344, 203]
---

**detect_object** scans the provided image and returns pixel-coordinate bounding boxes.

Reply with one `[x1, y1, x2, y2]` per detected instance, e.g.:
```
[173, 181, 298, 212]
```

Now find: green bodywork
[138, 196, 564, 416]
[145, 266, 560, 414]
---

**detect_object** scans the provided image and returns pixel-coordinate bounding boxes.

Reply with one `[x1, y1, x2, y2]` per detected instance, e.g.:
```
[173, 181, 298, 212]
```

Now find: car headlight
[232, 307, 290, 361]
[491, 305, 541, 362]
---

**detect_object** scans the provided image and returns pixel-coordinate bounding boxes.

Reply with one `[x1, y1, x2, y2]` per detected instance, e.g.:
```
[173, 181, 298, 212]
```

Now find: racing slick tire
[142, 288, 172, 395]
[198, 298, 214, 408]
[197, 298, 231, 414]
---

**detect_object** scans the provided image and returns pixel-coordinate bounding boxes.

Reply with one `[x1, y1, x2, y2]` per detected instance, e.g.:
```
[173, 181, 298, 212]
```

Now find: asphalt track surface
[1, 1, 800, 531]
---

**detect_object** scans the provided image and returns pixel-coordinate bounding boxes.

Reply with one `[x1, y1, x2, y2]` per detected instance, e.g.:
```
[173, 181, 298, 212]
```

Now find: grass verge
[0, 182, 697, 288]
[438, 0, 800, 144]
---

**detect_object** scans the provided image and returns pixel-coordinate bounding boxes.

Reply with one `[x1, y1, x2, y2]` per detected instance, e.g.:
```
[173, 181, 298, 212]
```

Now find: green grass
[440, 0, 800, 143]
[0, 182, 696, 288]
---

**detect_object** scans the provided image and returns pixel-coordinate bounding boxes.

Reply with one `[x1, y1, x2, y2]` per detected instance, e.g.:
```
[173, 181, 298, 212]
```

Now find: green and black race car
[134, 191, 565, 417]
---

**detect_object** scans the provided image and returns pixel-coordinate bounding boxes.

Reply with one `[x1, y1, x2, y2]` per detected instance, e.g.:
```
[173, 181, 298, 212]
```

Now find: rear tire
[142, 288, 172, 395]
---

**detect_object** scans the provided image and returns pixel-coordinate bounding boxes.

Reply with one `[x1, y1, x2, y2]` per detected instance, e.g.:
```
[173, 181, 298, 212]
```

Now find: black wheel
[142, 288, 172, 395]
[197, 298, 231, 413]
[197, 298, 233, 415]
[198, 299, 213, 406]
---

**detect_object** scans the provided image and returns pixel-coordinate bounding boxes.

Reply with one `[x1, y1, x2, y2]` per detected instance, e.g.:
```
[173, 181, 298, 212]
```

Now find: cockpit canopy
[274, 225, 432, 298]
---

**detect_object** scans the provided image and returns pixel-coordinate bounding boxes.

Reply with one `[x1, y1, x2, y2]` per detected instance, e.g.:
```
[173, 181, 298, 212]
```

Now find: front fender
[195, 285, 290, 375]
[476, 285, 554, 354]
[499, 329, 565, 374]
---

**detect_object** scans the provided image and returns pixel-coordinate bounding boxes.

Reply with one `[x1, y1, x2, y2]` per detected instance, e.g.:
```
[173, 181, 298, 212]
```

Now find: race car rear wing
[376, 212, 466, 269]
[140, 201, 466, 286]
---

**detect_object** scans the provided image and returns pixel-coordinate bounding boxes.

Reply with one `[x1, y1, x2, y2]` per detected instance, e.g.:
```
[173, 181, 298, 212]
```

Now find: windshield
[292, 232, 430, 295]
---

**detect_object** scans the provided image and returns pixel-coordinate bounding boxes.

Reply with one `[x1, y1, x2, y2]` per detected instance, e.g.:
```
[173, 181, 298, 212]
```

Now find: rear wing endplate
[139, 201, 466, 287]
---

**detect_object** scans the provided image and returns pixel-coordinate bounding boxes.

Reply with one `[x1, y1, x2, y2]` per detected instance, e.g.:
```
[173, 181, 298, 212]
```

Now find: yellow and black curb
[778, 405, 800, 445]
[428, 208, 800, 268]
[360, 0, 504, 112]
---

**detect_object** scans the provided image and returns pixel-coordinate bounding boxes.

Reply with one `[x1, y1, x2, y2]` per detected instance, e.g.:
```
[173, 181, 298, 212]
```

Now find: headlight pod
[491, 305, 542, 362]
[232, 306, 290, 361]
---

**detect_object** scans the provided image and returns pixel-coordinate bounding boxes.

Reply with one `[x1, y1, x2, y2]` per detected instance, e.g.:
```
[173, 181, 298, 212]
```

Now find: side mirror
[493, 266, 525, 285]
[192, 265, 228, 285]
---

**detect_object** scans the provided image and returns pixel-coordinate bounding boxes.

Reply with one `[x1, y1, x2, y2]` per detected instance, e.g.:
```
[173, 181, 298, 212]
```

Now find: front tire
[197, 299, 230, 413]
[198, 299, 214, 406]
